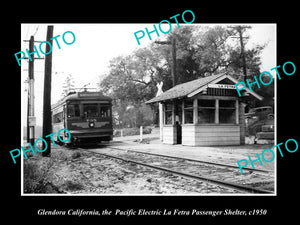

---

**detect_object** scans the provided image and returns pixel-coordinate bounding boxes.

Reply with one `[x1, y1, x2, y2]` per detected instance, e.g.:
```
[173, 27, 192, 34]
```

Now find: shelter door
[175, 102, 182, 144]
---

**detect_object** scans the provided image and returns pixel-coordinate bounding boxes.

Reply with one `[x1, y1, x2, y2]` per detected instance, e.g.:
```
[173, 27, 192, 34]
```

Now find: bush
[143, 127, 152, 134]
[23, 159, 53, 193]
[23, 149, 81, 193]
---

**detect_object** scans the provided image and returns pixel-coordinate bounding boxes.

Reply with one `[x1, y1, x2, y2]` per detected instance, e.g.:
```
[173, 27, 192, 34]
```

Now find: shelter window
[164, 103, 173, 125]
[198, 100, 215, 124]
[184, 99, 194, 124]
[219, 100, 236, 124]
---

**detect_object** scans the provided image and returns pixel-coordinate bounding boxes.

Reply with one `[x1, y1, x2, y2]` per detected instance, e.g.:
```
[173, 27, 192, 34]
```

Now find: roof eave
[145, 74, 264, 104]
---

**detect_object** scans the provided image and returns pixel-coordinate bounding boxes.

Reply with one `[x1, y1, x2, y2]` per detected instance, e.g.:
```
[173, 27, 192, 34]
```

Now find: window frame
[164, 102, 173, 125]
[67, 103, 80, 118]
[197, 99, 216, 124]
[218, 100, 236, 124]
[100, 104, 111, 118]
[183, 99, 194, 124]
[194, 97, 238, 125]
[53, 112, 63, 123]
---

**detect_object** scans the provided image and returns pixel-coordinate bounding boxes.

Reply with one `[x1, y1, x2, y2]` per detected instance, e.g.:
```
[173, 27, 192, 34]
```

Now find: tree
[99, 25, 270, 126]
[191, 26, 235, 77]
[99, 49, 160, 128]
[163, 25, 266, 83]
[61, 74, 75, 97]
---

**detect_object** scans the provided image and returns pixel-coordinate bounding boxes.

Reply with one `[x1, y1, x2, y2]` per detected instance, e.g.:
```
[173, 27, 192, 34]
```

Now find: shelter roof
[146, 73, 263, 104]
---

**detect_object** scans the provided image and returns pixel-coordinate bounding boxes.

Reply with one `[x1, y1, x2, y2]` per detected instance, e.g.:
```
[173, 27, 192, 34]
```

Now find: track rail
[87, 148, 273, 194]
[108, 146, 271, 174]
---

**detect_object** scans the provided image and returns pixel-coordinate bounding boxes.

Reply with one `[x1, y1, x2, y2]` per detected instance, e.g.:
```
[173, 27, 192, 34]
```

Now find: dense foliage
[99, 25, 273, 128]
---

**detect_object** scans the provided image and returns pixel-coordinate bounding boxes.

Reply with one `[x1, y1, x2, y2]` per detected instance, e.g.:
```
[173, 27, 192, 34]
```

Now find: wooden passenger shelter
[146, 73, 262, 146]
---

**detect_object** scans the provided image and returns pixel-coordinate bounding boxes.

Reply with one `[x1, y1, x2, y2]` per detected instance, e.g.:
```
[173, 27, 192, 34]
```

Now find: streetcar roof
[51, 92, 112, 110]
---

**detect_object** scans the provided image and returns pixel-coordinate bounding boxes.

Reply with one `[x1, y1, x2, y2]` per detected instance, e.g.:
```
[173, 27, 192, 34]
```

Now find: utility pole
[42, 25, 54, 157]
[24, 36, 43, 145]
[28, 36, 35, 145]
[171, 38, 177, 86]
[155, 37, 177, 86]
[155, 37, 180, 143]
[230, 26, 251, 82]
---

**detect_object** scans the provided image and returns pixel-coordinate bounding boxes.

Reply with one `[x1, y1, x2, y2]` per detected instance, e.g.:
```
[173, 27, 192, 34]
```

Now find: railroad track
[109, 146, 271, 174]
[83, 146, 274, 194]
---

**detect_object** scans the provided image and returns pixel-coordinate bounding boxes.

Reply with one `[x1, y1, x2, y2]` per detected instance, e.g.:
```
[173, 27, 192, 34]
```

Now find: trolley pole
[42, 25, 54, 157]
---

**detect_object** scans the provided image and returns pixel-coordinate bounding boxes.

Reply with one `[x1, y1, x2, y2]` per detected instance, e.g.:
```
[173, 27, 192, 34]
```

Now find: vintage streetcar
[51, 91, 113, 145]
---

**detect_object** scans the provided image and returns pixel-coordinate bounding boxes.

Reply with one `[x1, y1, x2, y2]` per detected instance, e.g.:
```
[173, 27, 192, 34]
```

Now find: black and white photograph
[20, 23, 276, 195]
[4, 5, 299, 223]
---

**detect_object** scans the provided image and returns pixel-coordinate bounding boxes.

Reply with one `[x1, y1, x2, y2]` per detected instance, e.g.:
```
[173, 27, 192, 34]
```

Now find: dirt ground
[23, 132, 275, 195]
[23, 145, 245, 195]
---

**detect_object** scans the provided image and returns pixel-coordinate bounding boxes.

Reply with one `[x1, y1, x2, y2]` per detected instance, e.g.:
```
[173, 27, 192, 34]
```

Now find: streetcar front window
[100, 105, 111, 117]
[83, 104, 99, 117]
[67, 104, 80, 117]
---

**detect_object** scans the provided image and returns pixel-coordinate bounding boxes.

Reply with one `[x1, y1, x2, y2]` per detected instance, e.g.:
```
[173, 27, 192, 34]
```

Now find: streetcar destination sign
[79, 92, 101, 97]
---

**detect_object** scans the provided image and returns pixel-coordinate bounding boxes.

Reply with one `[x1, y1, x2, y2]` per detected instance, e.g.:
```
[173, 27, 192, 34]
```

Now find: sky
[20, 23, 276, 127]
